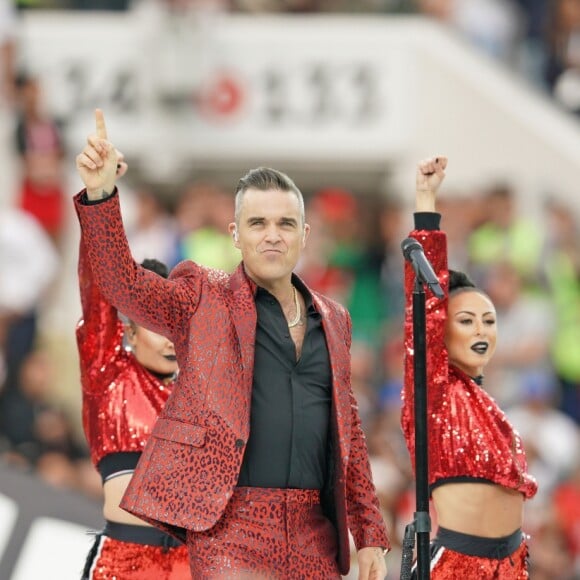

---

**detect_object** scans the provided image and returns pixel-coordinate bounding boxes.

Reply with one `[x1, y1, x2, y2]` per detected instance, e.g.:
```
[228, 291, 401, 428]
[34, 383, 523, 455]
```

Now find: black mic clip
[401, 237, 444, 299]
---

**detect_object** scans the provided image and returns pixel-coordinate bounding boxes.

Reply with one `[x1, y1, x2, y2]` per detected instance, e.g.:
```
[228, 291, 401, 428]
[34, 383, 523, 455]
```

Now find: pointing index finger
[95, 108, 108, 140]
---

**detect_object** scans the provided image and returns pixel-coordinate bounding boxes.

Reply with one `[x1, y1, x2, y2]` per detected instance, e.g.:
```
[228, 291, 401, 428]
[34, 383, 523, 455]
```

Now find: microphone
[401, 238, 444, 299]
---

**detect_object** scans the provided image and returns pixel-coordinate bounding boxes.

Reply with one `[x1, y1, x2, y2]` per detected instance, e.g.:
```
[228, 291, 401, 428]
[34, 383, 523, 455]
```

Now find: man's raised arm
[73, 110, 194, 341]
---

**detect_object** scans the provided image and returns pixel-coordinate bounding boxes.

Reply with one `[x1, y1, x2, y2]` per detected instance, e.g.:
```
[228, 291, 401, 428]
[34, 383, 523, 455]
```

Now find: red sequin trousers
[430, 539, 529, 579]
[86, 536, 190, 579]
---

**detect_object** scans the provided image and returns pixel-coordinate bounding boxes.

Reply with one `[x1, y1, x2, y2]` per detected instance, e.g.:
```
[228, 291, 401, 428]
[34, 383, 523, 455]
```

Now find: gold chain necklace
[287, 286, 301, 328]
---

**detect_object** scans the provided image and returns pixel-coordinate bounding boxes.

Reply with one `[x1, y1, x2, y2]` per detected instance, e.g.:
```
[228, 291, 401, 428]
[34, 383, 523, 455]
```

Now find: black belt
[103, 520, 182, 548]
[433, 526, 523, 559]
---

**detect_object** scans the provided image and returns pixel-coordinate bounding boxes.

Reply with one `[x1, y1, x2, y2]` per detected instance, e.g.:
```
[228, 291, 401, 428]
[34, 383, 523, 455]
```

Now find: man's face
[230, 188, 309, 289]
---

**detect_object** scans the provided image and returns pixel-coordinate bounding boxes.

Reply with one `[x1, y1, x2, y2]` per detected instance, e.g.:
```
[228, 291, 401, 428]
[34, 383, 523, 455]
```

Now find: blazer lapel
[228, 265, 257, 404]
[312, 294, 352, 467]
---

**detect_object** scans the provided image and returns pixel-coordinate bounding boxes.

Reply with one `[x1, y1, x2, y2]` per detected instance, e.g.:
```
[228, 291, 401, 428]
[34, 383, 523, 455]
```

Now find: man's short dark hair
[234, 167, 305, 226]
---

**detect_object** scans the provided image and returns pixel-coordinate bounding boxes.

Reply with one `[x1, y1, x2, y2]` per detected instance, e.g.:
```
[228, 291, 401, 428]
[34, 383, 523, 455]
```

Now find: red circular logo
[199, 72, 245, 121]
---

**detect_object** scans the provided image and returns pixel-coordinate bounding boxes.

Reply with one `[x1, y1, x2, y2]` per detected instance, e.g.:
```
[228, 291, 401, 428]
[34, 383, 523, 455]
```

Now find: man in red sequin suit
[77, 239, 189, 579]
[402, 157, 537, 578]
[73, 110, 390, 580]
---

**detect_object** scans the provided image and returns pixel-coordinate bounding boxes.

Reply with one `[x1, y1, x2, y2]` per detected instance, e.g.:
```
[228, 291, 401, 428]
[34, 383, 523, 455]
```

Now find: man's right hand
[76, 109, 127, 200]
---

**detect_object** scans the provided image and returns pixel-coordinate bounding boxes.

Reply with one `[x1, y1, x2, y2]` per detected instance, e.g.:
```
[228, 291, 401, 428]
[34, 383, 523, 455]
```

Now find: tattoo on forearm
[88, 189, 112, 201]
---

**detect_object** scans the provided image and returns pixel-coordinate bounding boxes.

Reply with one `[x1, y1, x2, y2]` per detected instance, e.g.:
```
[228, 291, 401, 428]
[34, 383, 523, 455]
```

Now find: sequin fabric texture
[85, 535, 190, 580]
[76, 239, 174, 468]
[430, 540, 529, 579]
[401, 228, 538, 498]
[74, 189, 390, 577]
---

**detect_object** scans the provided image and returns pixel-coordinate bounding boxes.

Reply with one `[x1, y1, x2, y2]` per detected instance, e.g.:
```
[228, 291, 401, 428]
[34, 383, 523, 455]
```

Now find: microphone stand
[400, 276, 431, 580]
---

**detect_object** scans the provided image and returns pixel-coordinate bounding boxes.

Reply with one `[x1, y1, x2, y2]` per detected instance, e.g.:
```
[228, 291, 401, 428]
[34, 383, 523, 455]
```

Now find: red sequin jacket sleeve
[402, 226, 449, 458]
[76, 236, 124, 394]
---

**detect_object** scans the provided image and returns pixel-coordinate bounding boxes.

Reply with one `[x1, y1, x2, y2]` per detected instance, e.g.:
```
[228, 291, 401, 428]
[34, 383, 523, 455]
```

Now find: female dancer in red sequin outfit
[402, 157, 538, 579]
[77, 243, 189, 578]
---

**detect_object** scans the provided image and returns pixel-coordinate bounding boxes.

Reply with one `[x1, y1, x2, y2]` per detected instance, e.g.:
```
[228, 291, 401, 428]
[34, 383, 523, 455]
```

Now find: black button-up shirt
[237, 277, 332, 490]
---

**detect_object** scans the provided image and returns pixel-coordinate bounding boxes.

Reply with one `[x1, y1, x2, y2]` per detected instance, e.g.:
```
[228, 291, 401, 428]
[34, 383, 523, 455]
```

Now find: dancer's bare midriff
[103, 473, 153, 526]
[433, 481, 524, 537]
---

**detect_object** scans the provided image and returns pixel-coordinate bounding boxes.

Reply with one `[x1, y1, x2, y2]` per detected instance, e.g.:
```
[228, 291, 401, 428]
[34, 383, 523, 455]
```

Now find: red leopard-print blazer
[74, 189, 389, 574]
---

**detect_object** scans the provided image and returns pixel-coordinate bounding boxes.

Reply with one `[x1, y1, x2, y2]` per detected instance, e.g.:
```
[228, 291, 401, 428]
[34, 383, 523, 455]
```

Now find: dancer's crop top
[401, 213, 537, 499]
[76, 242, 174, 480]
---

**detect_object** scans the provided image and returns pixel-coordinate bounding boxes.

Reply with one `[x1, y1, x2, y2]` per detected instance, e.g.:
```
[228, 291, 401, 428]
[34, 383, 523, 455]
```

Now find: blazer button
[235, 439, 245, 448]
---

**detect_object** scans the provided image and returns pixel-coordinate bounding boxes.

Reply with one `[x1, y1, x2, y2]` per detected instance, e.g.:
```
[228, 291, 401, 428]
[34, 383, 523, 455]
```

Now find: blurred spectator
[546, 0, 580, 114]
[0, 0, 18, 206]
[368, 366, 410, 521]
[14, 72, 67, 245]
[1, 347, 57, 449]
[303, 186, 387, 342]
[377, 197, 407, 332]
[359, 332, 410, 579]
[528, 508, 576, 580]
[467, 182, 544, 288]
[482, 260, 555, 408]
[35, 450, 81, 490]
[126, 185, 179, 266]
[0, 0, 16, 104]
[350, 340, 380, 429]
[0, 348, 85, 468]
[0, 206, 59, 388]
[507, 369, 580, 504]
[553, 462, 580, 576]
[543, 198, 580, 423]
[378, 331, 404, 407]
[0, 344, 95, 497]
[455, 0, 522, 62]
[298, 190, 352, 304]
[415, 0, 522, 62]
[347, 193, 392, 344]
[306, 186, 359, 302]
[174, 180, 241, 271]
[513, 0, 551, 88]
[438, 194, 481, 270]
